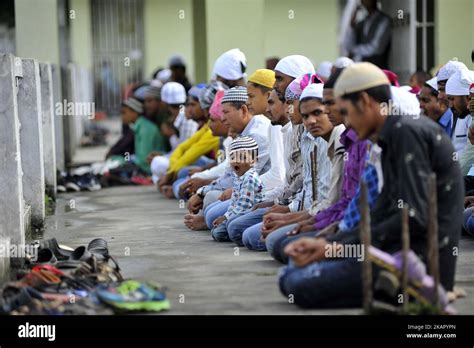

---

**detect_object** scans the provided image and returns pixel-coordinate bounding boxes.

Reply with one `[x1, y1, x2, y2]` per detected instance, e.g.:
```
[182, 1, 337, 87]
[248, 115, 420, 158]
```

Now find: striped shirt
[278, 123, 304, 205]
[288, 130, 331, 212]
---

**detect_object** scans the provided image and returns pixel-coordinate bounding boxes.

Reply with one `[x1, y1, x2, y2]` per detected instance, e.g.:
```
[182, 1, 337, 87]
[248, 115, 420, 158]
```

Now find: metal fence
[91, 0, 144, 117]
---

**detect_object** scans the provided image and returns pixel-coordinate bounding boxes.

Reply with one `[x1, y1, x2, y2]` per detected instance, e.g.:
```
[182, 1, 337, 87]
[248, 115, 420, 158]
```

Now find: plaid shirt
[338, 142, 381, 232]
[313, 129, 369, 230]
[224, 167, 265, 220]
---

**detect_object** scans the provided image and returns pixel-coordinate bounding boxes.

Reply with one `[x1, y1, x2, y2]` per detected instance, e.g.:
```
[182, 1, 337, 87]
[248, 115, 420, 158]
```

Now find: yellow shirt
[167, 122, 219, 175]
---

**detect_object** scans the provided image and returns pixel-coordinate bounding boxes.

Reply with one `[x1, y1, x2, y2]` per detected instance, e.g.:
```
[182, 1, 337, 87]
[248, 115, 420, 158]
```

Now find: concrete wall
[69, 0, 93, 71]
[205, 0, 265, 79]
[435, 0, 474, 70]
[262, 0, 339, 70]
[144, 0, 195, 80]
[205, 0, 338, 80]
[142, 0, 339, 82]
[15, 0, 60, 65]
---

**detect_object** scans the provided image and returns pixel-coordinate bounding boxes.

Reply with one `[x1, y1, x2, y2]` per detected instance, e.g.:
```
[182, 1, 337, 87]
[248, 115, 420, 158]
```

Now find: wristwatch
[196, 187, 205, 199]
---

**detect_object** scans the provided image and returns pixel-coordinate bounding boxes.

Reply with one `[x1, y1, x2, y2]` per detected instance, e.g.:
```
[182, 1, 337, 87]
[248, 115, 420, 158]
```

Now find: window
[416, 0, 435, 72]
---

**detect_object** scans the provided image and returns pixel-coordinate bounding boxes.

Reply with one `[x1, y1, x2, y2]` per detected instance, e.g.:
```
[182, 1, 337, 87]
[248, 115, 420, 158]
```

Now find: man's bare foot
[184, 214, 208, 230]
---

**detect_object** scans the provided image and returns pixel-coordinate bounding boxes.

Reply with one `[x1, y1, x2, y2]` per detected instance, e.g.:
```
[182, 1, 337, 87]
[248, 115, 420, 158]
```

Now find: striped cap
[229, 136, 259, 162]
[199, 80, 227, 109]
[122, 98, 143, 114]
[188, 83, 207, 100]
[144, 86, 162, 99]
[222, 86, 248, 104]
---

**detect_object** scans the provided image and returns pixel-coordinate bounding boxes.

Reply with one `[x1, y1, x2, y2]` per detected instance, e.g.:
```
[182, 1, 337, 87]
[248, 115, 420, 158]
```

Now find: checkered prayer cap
[199, 80, 227, 109]
[229, 136, 258, 162]
[222, 86, 248, 104]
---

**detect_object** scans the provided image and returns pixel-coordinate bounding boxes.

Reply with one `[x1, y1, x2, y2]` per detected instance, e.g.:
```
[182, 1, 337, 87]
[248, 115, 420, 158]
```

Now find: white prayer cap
[150, 79, 163, 88]
[333, 56, 354, 69]
[446, 69, 474, 96]
[161, 82, 186, 104]
[425, 76, 438, 91]
[390, 86, 421, 116]
[316, 61, 333, 80]
[157, 68, 172, 83]
[437, 60, 468, 82]
[274, 55, 315, 78]
[300, 83, 324, 101]
[213, 48, 247, 80]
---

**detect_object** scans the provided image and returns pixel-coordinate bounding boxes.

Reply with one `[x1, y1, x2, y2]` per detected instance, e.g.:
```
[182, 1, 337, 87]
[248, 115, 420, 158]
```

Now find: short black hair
[223, 101, 247, 110]
[340, 84, 391, 106]
[249, 82, 272, 94]
[273, 88, 286, 103]
[324, 67, 344, 89]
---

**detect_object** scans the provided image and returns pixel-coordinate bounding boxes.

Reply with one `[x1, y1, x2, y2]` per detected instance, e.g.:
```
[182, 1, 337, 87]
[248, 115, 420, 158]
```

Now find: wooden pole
[360, 181, 372, 314]
[298, 190, 306, 211]
[427, 173, 440, 310]
[401, 204, 410, 313]
[310, 145, 318, 204]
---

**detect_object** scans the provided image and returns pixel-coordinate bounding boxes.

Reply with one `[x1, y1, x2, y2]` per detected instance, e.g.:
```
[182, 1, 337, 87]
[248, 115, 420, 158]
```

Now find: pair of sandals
[32, 238, 119, 270]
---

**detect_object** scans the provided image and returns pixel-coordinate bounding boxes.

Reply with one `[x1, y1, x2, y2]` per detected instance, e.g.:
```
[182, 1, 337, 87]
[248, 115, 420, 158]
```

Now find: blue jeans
[227, 208, 268, 246]
[211, 216, 236, 242]
[279, 258, 363, 308]
[204, 199, 231, 230]
[265, 223, 297, 262]
[271, 229, 320, 264]
[242, 222, 267, 251]
[463, 207, 474, 237]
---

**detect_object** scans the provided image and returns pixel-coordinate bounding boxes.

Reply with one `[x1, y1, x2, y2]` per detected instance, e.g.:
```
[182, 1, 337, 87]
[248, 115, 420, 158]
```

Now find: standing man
[343, 0, 392, 69]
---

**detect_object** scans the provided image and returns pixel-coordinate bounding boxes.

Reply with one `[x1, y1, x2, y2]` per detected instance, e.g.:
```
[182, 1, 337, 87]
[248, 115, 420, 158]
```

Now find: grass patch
[45, 193, 55, 216]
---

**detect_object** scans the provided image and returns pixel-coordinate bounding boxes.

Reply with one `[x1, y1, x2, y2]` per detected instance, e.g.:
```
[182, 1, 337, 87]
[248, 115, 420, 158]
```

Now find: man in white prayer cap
[445, 69, 474, 157]
[316, 61, 333, 82]
[273, 55, 315, 97]
[212, 48, 247, 88]
[437, 60, 468, 103]
[435, 60, 470, 156]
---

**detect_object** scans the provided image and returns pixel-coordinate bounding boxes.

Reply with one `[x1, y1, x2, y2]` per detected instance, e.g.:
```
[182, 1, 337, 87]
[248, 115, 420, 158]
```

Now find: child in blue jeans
[211, 136, 264, 242]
